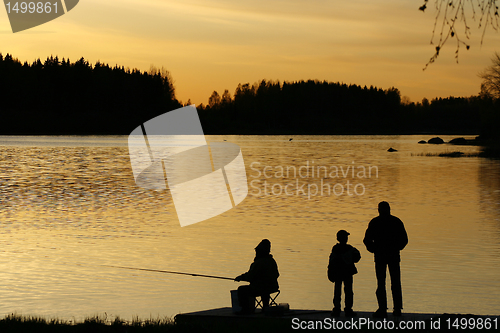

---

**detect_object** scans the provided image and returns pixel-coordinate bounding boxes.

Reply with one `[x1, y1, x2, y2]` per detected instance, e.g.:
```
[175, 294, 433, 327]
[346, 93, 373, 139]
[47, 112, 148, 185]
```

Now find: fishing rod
[101, 265, 235, 281]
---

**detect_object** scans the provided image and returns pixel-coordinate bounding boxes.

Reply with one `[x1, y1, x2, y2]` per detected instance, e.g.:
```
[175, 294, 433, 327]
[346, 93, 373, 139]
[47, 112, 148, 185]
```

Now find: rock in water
[449, 137, 467, 145]
[428, 137, 444, 144]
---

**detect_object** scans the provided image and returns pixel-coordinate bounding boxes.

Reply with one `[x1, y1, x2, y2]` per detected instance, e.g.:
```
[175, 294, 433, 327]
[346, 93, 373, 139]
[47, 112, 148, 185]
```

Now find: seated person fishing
[234, 239, 280, 314]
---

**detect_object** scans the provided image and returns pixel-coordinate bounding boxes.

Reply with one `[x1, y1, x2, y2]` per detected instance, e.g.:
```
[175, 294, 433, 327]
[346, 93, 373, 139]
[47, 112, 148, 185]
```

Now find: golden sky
[1, 0, 499, 105]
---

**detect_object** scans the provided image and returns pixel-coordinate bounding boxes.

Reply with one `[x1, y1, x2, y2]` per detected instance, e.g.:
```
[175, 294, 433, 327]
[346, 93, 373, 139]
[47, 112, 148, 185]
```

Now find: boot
[330, 307, 341, 317]
[345, 309, 357, 317]
[373, 308, 387, 318]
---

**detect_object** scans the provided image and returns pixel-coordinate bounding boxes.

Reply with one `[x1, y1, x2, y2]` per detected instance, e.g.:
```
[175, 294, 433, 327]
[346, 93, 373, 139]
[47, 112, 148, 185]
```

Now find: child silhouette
[328, 230, 361, 317]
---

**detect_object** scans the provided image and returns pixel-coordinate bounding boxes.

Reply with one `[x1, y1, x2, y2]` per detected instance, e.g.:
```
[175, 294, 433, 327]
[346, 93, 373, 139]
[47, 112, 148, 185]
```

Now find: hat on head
[255, 239, 271, 253]
[337, 230, 350, 237]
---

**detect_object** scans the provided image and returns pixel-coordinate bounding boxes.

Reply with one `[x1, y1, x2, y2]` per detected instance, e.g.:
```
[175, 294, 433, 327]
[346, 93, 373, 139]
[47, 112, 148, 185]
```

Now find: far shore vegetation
[0, 53, 499, 151]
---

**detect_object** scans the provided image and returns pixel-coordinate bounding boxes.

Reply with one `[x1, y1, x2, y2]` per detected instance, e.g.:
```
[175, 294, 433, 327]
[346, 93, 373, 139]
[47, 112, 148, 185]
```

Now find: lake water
[0, 135, 499, 320]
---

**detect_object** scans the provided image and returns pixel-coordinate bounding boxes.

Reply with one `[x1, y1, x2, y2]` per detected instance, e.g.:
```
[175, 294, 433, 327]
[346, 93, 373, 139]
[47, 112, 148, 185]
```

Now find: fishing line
[101, 265, 234, 281]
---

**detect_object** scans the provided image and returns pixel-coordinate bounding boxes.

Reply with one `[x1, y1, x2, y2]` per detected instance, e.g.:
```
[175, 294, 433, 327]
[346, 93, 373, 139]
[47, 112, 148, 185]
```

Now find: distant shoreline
[0, 131, 481, 136]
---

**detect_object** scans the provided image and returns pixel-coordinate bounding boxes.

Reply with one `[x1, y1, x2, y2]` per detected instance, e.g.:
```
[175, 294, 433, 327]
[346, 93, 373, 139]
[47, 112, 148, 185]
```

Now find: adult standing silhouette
[363, 201, 408, 318]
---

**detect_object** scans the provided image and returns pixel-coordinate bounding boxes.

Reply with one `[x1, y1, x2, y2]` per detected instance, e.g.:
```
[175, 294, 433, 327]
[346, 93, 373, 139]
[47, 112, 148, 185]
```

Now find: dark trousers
[333, 275, 353, 310]
[375, 261, 403, 310]
[237, 285, 271, 311]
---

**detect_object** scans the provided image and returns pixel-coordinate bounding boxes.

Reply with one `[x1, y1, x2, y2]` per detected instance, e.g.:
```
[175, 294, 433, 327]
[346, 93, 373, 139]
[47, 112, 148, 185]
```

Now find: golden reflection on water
[0, 135, 498, 320]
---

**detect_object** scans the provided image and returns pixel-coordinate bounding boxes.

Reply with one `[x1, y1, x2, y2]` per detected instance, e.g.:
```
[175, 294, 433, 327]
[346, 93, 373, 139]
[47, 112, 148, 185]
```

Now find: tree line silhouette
[0, 53, 180, 134]
[198, 80, 499, 137]
[199, 81, 403, 134]
[0, 53, 498, 137]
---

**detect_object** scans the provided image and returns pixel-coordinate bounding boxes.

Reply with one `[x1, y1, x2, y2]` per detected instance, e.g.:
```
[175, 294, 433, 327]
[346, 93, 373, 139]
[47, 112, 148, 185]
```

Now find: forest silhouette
[0, 53, 180, 134]
[199, 81, 497, 137]
[0, 53, 498, 137]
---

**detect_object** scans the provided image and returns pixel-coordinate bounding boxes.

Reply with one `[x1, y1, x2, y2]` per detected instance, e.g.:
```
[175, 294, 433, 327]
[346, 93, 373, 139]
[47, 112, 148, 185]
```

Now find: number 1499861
[445, 317, 498, 330]
[5, 2, 58, 14]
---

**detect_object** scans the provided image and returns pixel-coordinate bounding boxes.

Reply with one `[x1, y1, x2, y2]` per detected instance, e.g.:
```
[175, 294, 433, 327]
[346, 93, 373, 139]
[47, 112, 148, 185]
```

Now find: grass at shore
[412, 146, 500, 158]
[2, 313, 498, 332]
[412, 151, 500, 158]
[412, 137, 500, 159]
[0, 314, 180, 333]
[412, 151, 479, 157]
[0, 313, 289, 333]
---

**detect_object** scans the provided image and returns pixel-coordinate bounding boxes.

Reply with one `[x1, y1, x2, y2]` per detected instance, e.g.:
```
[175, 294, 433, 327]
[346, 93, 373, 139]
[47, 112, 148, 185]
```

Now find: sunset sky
[1, 0, 499, 106]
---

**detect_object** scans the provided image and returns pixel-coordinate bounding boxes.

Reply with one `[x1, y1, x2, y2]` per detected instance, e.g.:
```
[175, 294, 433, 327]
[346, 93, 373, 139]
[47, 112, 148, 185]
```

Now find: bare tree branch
[420, 0, 499, 69]
[479, 52, 500, 98]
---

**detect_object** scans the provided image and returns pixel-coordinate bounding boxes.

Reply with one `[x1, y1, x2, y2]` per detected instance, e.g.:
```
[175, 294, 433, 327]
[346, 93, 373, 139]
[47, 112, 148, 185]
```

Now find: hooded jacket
[237, 253, 279, 292]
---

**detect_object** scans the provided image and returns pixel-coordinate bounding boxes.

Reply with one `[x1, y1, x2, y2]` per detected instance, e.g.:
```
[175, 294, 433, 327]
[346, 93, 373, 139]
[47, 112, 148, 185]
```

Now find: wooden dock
[176, 307, 500, 332]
